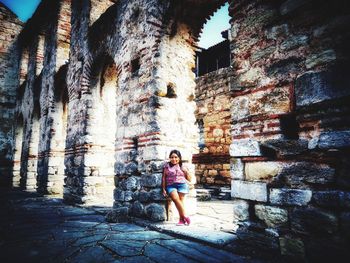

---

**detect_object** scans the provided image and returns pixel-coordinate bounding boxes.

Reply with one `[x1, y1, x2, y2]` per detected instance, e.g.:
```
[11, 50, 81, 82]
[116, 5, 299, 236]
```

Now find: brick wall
[194, 67, 232, 186]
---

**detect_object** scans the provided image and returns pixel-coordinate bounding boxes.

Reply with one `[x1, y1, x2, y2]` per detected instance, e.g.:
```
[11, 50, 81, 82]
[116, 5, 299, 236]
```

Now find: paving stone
[70, 234, 106, 246]
[156, 239, 250, 263]
[113, 256, 154, 263]
[67, 245, 116, 263]
[144, 243, 197, 263]
[101, 239, 145, 257]
[110, 223, 145, 232]
[107, 231, 173, 242]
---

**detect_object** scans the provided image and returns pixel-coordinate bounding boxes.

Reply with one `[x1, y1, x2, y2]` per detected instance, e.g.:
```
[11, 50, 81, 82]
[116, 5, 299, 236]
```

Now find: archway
[83, 54, 118, 206]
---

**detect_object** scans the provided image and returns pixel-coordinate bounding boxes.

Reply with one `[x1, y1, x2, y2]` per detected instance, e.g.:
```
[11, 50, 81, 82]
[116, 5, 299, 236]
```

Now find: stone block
[291, 207, 338, 235]
[120, 176, 140, 191]
[125, 162, 138, 175]
[114, 189, 125, 201]
[114, 162, 126, 175]
[279, 236, 305, 258]
[145, 203, 166, 221]
[280, 35, 308, 50]
[260, 139, 308, 156]
[131, 201, 144, 217]
[245, 162, 283, 181]
[230, 139, 262, 157]
[232, 86, 290, 121]
[150, 189, 165, 201]
[265, 24, 289, 40]
[124, 191, 133, 201]
[312, 191, 342, 208]
[251, 46, 276, 62]
[230, 158, 244, 180]
[305, 49, 336, 69]
[317, 130, 350, 149]
[255, 204, 288, 228]
[231, 180, 267, 202]
[270, 188, 312, 206]
[105, 207, 129, 223]
[232, 199, 250, 222]
[139, 190, 150, 202]
[295, 66, 350, 108]
[278, 162, 335, 187]
[140, 173, 162, 188]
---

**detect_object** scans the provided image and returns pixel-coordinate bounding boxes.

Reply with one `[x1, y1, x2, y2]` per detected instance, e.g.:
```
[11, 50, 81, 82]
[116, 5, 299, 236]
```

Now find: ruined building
[0, 0, 349, 261]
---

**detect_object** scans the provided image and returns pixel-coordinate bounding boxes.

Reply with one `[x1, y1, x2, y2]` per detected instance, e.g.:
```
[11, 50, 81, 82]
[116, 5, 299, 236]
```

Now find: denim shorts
[166, 183, 189, 195]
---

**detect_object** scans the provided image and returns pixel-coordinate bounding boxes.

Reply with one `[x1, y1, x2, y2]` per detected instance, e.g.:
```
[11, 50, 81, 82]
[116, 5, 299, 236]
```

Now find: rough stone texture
[279, 236, 305, 258]
[295, 66, 350, 108]
[230, 158, 244, 180]
[229, 139, 262, 157]
[290, 207, 338, 235]
[254, 204, 288, 228]
[275, 162, 336, 188]
[232, 199, 250, 222]
[245, 162, 283, 181]
[269, 188, 312, 206]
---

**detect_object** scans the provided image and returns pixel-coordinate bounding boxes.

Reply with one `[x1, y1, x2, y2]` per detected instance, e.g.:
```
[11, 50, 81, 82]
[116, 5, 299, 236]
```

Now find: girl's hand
[162, 188, 167, 197]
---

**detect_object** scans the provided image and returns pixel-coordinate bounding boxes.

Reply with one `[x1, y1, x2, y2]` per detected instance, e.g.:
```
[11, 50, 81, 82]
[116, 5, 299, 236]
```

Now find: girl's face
[169, 153, 180, 165]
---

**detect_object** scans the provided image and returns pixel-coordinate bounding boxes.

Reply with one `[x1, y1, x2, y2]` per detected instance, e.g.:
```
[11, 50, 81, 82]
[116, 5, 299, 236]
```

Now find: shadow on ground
[0, 188, 272, 263]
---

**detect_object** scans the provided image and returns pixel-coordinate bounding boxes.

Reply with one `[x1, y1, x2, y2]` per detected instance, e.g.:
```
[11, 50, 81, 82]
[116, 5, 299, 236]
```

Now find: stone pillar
[0, 5, 23, 187]
[228, 0, 350, 260]
[37, 0, 71, 195]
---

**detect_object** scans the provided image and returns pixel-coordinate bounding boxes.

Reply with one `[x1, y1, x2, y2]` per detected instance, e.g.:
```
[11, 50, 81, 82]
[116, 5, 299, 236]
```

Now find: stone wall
[0, 4, 23, 187]
[229, 0, 350, 261]
[1, 0, 350, 261]
[194, 67, 232, 186]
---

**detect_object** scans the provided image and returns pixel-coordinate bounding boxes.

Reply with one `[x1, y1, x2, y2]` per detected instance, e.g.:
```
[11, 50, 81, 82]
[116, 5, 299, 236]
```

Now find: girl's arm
[162, 167, 167, 197]
[182, 165, 192, 184]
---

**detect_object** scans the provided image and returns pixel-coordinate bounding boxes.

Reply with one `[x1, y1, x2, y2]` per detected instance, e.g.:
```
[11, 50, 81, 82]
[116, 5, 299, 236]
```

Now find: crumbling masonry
[0, 0, 349, 261]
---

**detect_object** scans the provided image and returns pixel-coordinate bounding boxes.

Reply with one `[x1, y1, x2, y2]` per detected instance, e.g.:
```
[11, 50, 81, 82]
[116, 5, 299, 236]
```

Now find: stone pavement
[0, 189, 270, 263]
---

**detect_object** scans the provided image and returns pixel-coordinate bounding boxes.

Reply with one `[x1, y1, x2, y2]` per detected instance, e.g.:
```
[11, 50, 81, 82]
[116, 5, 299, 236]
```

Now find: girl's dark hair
[169, 149, 182, 167]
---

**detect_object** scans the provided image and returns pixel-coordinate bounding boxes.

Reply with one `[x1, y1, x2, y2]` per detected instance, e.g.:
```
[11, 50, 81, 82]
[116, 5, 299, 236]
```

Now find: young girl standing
[162, 149, 192, 226]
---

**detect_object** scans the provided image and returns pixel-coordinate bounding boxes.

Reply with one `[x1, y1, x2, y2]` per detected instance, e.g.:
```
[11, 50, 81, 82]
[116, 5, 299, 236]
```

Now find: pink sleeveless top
[164, 163, 186, 185]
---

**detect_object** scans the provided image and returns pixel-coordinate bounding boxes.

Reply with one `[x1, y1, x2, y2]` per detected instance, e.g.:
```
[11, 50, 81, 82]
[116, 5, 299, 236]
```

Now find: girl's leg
[169, 190, 186, 220]
[178, 192, 186, 210]
[178, 192, 190, 225]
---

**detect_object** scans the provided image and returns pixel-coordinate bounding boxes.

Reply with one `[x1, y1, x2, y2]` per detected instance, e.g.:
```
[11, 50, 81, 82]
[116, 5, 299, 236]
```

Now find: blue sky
[1, 0, 230, 49]
[0, 0, 41, 21]
[198, 3, 230, 49]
